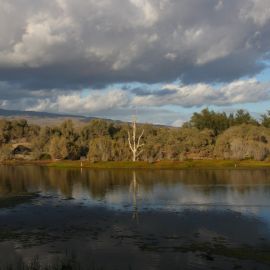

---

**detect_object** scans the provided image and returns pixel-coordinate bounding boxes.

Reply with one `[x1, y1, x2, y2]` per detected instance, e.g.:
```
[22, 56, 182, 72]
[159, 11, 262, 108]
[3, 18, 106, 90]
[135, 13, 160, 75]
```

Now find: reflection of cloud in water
[2, 166, 270, 269]
[102, 183, 270, 216]
[1, 167, 270, 216]
[1, 203, 270, 269]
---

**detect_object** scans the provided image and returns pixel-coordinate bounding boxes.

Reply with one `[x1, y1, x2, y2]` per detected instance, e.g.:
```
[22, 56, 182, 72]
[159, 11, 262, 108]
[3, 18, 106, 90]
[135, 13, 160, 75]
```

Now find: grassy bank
[2, 159, 270, 169]
[48, 160, 270, 169]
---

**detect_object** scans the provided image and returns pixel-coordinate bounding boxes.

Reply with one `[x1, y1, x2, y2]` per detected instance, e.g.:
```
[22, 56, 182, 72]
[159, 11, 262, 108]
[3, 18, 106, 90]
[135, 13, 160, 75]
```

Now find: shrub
[214, 125, 270, 161]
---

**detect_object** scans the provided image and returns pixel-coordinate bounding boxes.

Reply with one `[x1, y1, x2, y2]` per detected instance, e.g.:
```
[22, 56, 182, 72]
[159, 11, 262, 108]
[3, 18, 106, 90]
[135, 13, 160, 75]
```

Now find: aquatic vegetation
[0, 254, 84, 270]
[0, 193, 39, 208]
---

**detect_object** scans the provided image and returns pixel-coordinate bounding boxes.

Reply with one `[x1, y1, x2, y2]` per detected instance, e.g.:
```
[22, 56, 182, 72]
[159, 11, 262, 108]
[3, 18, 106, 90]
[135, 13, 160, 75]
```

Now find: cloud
[0, 78, 268, 126]
[0, 0, 270, 125]
[0, 0, 269, 90]
[132, 79, 270, 107]
[26, 90, 129, 114]
[240, 0, 270, 26]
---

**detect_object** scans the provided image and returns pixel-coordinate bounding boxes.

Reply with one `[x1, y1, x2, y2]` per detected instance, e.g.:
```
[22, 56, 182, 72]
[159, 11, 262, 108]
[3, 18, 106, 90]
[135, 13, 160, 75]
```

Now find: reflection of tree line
[1, 167, 270, 198]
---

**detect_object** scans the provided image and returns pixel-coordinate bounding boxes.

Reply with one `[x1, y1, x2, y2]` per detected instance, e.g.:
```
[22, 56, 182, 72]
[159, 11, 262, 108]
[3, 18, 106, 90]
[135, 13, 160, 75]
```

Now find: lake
[1, 166, 270, 269]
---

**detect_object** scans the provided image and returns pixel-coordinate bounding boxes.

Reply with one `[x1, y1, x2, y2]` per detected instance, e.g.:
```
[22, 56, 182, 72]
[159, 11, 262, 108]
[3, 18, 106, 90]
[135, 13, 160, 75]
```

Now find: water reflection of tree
[2, 167, 270, 200]
[129, 171, 139, 223]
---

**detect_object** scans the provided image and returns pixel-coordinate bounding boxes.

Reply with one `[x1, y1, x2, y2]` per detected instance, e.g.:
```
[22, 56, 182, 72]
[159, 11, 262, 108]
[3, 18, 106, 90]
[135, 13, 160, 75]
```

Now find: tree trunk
[128, 117, 144, 162]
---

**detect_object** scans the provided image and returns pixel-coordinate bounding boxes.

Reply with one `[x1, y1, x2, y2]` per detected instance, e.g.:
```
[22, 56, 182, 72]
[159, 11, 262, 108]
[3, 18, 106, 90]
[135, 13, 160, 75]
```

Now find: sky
[0, 0, 270, 126]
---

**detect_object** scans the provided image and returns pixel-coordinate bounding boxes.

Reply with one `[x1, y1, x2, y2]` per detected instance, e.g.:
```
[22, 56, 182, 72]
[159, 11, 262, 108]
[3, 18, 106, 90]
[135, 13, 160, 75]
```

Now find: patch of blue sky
[256, 67, 270, 82]
[161, 105, 202, 114]
[80, 88, 91, 97]
[106, 81, 181, 92]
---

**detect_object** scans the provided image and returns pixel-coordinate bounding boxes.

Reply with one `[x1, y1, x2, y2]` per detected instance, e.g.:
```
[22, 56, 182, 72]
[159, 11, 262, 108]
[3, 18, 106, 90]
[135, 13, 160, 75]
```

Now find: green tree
[233, 109, 258, 126]
[88, 136, 114, 162]
[214, 125, 270, 161]
[49, 136, 68, 160]
[0, 144, 13, 161]
[60, 120, 78, 141]
[261, 111, 270, 128]
[188, 108, 230, 135]
[0, 120, 12, 144]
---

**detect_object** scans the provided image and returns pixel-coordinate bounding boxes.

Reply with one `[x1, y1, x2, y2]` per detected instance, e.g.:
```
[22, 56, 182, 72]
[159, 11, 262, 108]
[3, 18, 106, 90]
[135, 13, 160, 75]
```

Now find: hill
[0, 108, 96, 126]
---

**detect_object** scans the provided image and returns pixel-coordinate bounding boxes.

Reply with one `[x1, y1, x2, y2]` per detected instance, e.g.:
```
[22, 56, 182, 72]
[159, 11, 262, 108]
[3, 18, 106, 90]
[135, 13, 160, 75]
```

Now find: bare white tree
[128, 116, 144, 162]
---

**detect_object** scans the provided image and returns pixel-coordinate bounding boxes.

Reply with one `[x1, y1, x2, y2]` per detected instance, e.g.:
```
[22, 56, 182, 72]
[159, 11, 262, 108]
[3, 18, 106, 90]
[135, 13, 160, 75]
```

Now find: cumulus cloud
[132, 79, 270, 107]
[0, 0, 270, 124]
[240, 0, 270, 26]
[0, 78, 268, 123]
[0, 0, 270, 90]
[26, 90, 129, 114]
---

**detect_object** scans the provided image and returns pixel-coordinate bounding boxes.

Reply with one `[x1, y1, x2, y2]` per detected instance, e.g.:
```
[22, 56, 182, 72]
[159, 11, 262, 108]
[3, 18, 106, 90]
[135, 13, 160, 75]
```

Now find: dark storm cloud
[0, 0, 270, 92]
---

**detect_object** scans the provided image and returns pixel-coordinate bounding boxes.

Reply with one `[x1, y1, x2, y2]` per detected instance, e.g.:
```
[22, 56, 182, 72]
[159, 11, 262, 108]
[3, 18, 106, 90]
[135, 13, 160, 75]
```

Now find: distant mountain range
[0, 108, 98, 125]
[0, 108, 90, 119]
[0, 108, 166, 127]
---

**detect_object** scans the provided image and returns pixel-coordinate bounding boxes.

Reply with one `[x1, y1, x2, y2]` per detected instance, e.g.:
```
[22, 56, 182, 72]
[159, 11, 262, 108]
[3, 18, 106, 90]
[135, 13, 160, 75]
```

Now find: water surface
[1, 166, 270, 269]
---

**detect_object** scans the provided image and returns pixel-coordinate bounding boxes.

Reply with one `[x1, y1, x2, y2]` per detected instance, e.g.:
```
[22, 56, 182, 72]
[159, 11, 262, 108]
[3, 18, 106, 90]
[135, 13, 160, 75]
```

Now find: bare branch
[137, 130, 144, 149]
[127, 131, 133, 151]
[137, 143, 144, 149]
[136, 149, 144, 158]
[127, 117, 145, 161]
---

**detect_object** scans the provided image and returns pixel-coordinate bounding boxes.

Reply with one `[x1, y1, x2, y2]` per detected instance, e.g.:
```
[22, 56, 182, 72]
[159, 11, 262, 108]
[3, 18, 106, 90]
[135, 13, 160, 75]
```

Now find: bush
[0, 144, 13, 161]
[214, 125, 270, 161]
[49, 136, 68, 160]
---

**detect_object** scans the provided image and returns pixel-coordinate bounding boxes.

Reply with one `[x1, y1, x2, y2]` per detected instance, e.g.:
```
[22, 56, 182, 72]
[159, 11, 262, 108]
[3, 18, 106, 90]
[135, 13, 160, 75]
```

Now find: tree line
[1, 108, 270, 161]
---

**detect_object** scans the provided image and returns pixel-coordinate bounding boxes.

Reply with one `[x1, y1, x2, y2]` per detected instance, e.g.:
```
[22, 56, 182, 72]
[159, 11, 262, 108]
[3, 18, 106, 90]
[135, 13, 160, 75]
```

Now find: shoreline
[1, 159, 270, 169]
